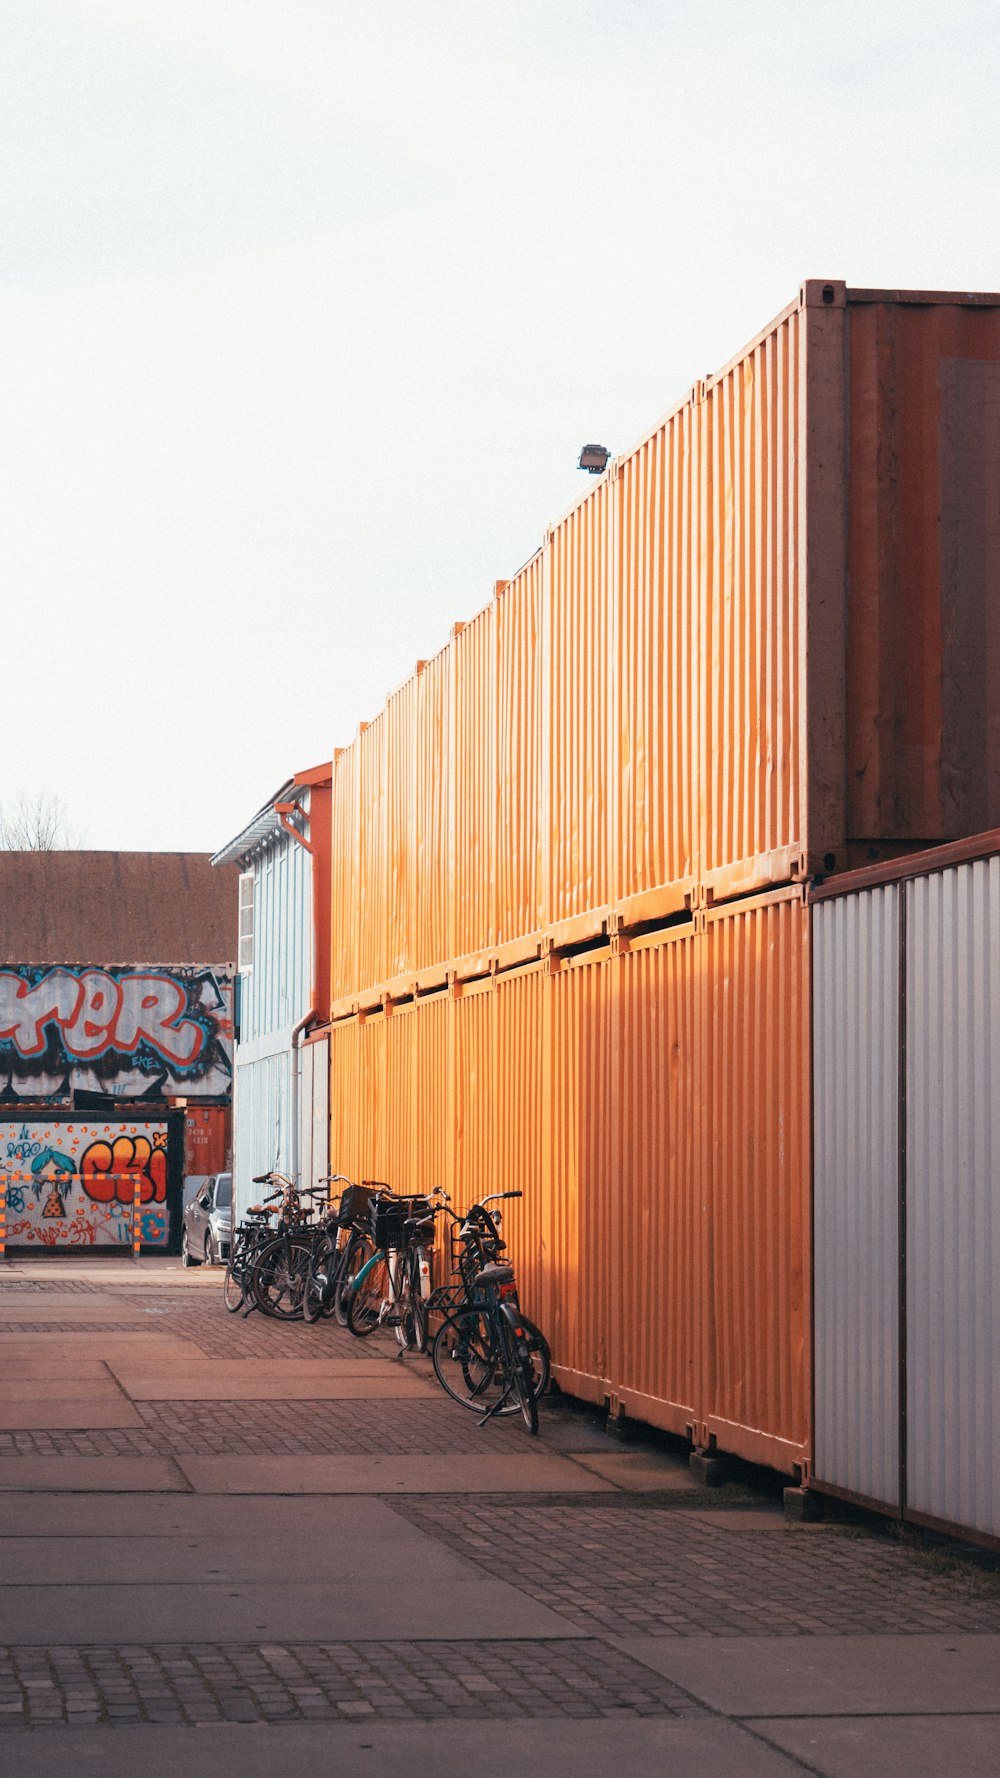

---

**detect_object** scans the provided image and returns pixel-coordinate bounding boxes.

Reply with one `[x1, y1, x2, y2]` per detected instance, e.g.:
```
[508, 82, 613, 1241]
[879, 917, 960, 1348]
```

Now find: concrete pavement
[1, 1255, 999, 1776]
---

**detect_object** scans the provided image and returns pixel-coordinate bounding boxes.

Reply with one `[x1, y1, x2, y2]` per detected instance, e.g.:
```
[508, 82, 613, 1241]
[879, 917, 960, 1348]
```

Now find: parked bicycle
[301, 1176, 378, 1327]
[228, 1172, 321, 1319]
[345, 1185, 439, 1350]
[429, 1191, 550, 1433]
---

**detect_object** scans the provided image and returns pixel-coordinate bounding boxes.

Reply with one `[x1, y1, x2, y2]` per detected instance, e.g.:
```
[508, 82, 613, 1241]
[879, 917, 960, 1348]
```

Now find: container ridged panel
[356, 716, 388, 997]
[451, 611, 495, 961]
[701, 892, 811, 1466]
[701, 310, 802, 892]
[812, 888, 900, 1505]
[545, 960, 612, 1388]
[616, 408, 697, 902]
[493, 969, 547, 1331]
[451, 989, 496, 1208]
[906, 858, 1000, 1537]
[610, 934, 699, 1426]
[495, 556, 543, 945]
[413, 652, 451, 974]
[385, 681, 415, 981]
[547, 478, 611, 927]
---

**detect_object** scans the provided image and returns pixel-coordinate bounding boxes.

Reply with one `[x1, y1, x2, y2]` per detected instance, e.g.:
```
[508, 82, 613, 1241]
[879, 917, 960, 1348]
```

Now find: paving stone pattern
[390, 1499, 1000, 1638]
[0, 1640, 707, 1728]
[0, 1398, 529, 1458]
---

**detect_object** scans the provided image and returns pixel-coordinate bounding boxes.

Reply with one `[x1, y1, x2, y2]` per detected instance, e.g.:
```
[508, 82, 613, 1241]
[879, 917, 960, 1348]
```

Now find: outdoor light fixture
[578, 443, 610, 475]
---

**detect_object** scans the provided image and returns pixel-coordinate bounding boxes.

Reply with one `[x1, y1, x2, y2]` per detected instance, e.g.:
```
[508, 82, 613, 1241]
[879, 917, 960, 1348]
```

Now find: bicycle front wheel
[334, 1232, 374, 1327]
[302, 1233, 334, 1325]
[222, 1255, 246, 1313]
[431, 1308, 504, 1411]
[251, 1236, 312, 1319]
[346, 1252, 391, 1337]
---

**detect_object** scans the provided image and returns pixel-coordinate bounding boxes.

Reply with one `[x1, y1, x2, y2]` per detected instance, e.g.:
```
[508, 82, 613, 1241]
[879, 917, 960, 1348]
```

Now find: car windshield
[214, 1175, 232, 1208]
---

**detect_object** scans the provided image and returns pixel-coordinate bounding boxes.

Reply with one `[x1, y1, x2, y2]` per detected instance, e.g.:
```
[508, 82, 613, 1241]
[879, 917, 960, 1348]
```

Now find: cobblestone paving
[0, 1640, 706, 1727]
[0, 1398, 529, 1458]
[389, 1498, 1000, 1638]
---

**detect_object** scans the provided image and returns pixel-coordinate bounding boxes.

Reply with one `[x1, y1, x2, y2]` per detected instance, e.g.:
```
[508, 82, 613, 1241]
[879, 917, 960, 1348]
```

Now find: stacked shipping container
[326, 282, 1000, 1477]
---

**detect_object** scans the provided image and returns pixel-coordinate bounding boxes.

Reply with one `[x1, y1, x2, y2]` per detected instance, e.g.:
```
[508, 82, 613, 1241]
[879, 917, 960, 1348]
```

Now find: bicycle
[429, 1191, 550, 1432]
[301, 1176, 378, 1327]
[345, 1186, 439, 1350]
[246, 1172, 322, 1319]
[222, 1198, 280, 1313]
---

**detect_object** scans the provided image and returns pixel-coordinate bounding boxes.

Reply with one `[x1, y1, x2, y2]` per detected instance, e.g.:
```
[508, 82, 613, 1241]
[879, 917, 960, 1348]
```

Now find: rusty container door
[545, 474, 612, 939]
[494, 555, 544, 953]
[614, 405, 698, 922]
[451, 609, 495, 969]
[700, 887, 812, 1473]
[845, 293, 1000, 854]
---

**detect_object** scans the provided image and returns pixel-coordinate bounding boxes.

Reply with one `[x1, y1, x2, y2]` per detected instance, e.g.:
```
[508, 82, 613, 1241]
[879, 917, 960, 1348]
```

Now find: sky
[2, 0, 998, 852]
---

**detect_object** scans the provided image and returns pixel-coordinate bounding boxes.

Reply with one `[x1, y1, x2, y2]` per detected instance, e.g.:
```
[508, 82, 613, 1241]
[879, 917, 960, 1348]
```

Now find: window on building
[238, 871, 254, 973]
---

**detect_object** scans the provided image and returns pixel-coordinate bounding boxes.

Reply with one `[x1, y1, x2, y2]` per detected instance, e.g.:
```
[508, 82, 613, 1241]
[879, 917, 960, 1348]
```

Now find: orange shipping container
[327, 284, 1000, 1006]
[326, 886, 811, 1476]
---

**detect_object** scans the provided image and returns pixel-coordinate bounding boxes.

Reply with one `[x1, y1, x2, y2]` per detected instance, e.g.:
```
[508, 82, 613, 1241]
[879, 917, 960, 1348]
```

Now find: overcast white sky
[2, 0, 998, 852]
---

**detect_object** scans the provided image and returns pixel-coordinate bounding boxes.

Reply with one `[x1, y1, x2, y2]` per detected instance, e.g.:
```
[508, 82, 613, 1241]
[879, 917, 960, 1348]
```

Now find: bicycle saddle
[473, 1262, 515, 1286]
[246, 1205, 273, 1218]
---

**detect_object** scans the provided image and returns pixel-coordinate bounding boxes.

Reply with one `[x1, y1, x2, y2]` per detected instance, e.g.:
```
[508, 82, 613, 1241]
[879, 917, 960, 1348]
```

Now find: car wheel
[181, 1228, 200, 1267]
[205, 1232, 216, 1266]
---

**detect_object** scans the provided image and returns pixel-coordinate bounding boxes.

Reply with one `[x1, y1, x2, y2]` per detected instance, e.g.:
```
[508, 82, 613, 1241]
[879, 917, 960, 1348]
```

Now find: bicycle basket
[334, 1183, 375, 1229]
[371, 1194, 432, 1249]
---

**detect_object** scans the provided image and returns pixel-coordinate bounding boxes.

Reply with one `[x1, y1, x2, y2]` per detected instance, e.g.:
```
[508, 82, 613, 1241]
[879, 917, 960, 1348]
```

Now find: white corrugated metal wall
[231, 820, 312, 1219]
[906, 858, 1000, 1539]
[813, 886, 900, 1507]
[812, 849, 1000, 1541]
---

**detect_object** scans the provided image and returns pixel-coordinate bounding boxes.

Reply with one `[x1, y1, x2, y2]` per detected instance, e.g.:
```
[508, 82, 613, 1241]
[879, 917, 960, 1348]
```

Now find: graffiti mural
[0, 965, 233, 1102]
[1, 1119, 173, 1247]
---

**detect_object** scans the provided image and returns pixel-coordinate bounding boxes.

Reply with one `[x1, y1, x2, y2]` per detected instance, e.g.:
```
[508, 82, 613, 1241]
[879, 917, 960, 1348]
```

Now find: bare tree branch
[0, 791, 79, 850]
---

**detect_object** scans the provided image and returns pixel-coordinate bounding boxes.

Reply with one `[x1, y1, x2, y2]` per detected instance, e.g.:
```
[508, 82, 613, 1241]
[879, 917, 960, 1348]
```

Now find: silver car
[182, 1172, 232, 1266]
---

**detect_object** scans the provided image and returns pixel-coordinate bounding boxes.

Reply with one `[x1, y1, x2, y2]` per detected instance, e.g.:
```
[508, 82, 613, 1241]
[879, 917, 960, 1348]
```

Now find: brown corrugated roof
[0, 853, 239, 965]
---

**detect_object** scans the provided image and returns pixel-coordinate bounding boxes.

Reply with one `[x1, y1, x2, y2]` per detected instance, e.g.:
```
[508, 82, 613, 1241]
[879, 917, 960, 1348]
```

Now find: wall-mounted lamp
[578, 443, 610, 475]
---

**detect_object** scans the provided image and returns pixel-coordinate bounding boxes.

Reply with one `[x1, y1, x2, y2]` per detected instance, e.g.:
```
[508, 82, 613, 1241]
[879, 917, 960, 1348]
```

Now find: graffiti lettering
[0, 969, 205, 1067]
[81, 1132, 168, 1207]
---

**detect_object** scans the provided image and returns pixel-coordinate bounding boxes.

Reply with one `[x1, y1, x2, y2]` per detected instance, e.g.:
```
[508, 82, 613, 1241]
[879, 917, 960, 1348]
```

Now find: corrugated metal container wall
[700, 889, 811, 1471]
[845, 301, 1000, 849]
[413, 652, 451, 978]
[494, 556, 544, 949]
[609, 929, 699, 1432]
[812, 887, 901, 1508]
[232, 1051, 291, 1221]
[327, 891, 811, 1470]
[356, 715, 388, 997]
[239, 830, 311, 1048]
[615, 406, 698, 917]
[329, 744, 359, 1005]
[906, 857, 1000, 1538]
[299, 1036, 330, 1194]
[700, 306, 804, 900]
[385, 679, 415, 982]
[546, 475, 611, 933]
[545, 955, 612, 1392]
[451, 611, 495, 966]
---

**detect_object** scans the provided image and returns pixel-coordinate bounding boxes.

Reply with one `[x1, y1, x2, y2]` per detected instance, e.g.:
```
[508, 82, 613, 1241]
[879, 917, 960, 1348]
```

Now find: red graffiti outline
[0, 968, 205, 1066]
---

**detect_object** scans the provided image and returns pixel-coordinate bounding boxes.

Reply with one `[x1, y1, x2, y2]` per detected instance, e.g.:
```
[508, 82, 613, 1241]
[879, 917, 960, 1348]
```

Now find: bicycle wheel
[222, 1255, 246, 1312]
[517, 1313, 551, 1402]
[302, 1232, 334, 1325]
[502, 1313, 539, 1435]
[392, 1248, 429, 1353]
[431, 1308, 504, 1411]
[345, 1252, 391, 1337]
[251, 1235, 312, 1319]
[334, 1232, 374, 1327]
